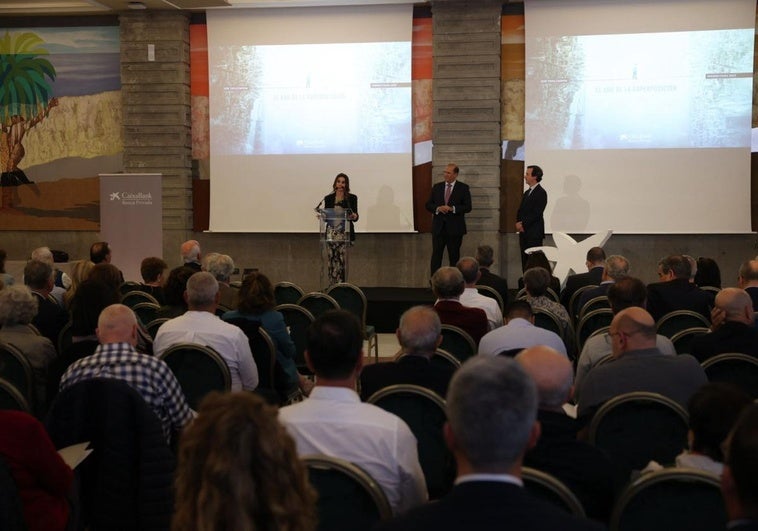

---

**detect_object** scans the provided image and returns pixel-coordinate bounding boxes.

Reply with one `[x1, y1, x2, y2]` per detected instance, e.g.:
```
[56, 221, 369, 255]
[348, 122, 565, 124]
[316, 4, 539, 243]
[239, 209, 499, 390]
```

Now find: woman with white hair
[0, 284, 57, 412]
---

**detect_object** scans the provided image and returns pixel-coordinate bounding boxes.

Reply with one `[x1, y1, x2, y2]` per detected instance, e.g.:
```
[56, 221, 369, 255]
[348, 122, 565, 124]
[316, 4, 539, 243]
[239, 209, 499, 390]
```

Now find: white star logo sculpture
[526, 230, 612, 288]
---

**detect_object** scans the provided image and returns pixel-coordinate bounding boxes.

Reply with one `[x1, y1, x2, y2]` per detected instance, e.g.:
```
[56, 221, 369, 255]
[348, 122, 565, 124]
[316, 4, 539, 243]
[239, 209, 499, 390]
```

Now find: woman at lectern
[323, 173, 358, 284]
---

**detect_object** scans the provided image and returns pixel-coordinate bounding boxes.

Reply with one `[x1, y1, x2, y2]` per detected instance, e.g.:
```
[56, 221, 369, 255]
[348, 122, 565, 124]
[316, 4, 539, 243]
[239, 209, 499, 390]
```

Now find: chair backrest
[611, 468, 725, 531]
[576, 308, 614, 352]
[516, 287, 527, 300]
[303, 454, 392, 531]
[119, 281, 143, 296]
[121, 290, 160, 308]
[57, 320, 73, 356]
[532, 308, 565, 342]
[45, 378, 175, 531]
[131, 302, 160, 325]
[297, 292, 340, 319]
[578, 295, 611, 322]
[546, 287, 560, 302]
[656, 310, 710, 339]
[326, 283, 367, 329]
[431, 348, 462, 370]
[589, 392, 689, 477]
[595, 353, 615, 368]
[522, 467, 586, 518]
[475, 285, 504, 312]
[669, 327, 710, 355]
[145, 318, 170, 339]
[701, 352, 758, 398]
[366, 384, 454, 500]
[158, 343, 231, 410]
[699, 285, 721, 295]
[569, 285, 599, 324]
[0, 342, 33, 408]
[439, 325, 476, 363]
[224, 318, 277, 394]
[274, 281, 306, 306]
[276, 303, 315, 371]
[0, 378, 30, 413]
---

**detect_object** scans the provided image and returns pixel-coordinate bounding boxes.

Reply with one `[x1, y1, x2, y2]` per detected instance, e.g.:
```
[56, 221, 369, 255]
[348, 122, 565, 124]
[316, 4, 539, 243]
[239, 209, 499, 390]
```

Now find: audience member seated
[738, 259, 758, 312]
[23, 260, 68, 346]
[575, 277, 676, 396]
[646, 254, 714, 322]
[180, 240, 202, 271]
[138, 257, 168, 305]
[359, 305, 455, 400]
[0, 249, 14, 286]
[478, 300, 567, 357]
[694, 257, 722, 289]
[279, 310, 427, 515]
[576, 254, 630, 312]
[576, 307, 707, 421]
[0, 410, 73, 531]
[456, 257, 503, 330]
[62, 259, 94, 310]
[153, 272, 259, 392]
[60, 304, 194, 442]
[203, 253, 237, 309]
[0, 285, 57, 411]
[89, 241, 123, 283]
[475, 244, 509, 308]
[222, 271, 306, 398]
[375, 356, 603, 531]
[523, 267, 572, 337]
[517, 346, 616, 522]
[644, 382, 751, 476]
[691, 288, 758, 362]
[156, 266, 195, 319]
[560, 246, 606, 309]
[431, 267, 488, 345]
[30, 247, 69, 305]
[517, 251, 561, 295]
[173, 391, 316, 531]
[721, 402, 758, 531]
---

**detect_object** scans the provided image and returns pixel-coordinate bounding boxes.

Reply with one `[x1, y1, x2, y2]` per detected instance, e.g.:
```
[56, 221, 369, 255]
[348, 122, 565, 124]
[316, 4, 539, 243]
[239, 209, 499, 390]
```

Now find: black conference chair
[0, 342, 33, 411]
[439, 324, 476, 363]
[326, 283, 379, 362]
[670, 327, 710, 355]
[274, 281, 306, 306]
[476, 285, 504, 313]
[158, 343, 231, 410]
[656, 311, 710, 339]
[277, 303, 315, 373]
[297, 292, 340, 319]
[121, 290, 160, 308]
[522, 467, 586, 518]
[701, 352, 758, 398]
[0, 378, 30, 413]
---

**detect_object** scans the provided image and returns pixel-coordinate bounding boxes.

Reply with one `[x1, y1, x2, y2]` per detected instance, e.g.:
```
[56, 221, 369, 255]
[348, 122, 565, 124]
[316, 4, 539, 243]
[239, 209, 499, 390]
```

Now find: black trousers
[430, 229, 463, 276]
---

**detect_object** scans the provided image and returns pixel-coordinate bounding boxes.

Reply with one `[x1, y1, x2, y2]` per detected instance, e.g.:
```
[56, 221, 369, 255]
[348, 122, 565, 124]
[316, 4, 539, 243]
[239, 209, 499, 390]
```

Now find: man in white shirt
[279, 310, 427, 515]
[456, 257, 503, 330]
[478, 300, 567, 357]
[153, 271, 258, 391]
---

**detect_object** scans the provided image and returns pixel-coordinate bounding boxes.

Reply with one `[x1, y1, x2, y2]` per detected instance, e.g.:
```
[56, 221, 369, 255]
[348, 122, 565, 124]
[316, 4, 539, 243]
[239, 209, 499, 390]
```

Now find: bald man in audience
[360, 306, 454, 401]
[517, 346, 616, 522]
[690, 288, 758, 363]
[180, 240, 202, 271]
[722, 403, 758, 531]
[577, 307, 707, 420]
[431, 266, 488, 345]
[737, 260, 758, 311]
[59, 304, 194, 442]
[457, 257, 503, 330]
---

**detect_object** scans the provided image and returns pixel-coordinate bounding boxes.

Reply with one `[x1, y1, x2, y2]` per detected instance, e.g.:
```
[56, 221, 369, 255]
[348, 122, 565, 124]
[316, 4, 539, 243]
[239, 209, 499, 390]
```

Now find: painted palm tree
[0, 31, 57, 208]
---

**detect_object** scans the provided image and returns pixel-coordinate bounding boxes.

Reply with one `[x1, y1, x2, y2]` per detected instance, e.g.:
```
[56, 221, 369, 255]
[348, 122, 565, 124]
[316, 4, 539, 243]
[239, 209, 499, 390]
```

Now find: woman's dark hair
[332, 172, 350, 193]
[688, 382, 751, 462]
[524, 251, 552, 273]
[694, 257, 722, 289]
[238, 272, 276, 315]
[88, 263, 122, 291]
[70, 279, 121, 336]
[163, 266, 196, 307]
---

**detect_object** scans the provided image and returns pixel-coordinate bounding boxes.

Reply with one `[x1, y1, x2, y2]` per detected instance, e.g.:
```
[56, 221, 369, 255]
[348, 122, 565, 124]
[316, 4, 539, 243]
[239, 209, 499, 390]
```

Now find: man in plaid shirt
[60, 304, 194, 441]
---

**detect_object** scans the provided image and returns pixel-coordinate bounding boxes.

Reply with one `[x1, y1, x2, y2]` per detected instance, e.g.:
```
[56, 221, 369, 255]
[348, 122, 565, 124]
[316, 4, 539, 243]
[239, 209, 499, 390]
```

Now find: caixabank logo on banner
[109, 191, 154, 206]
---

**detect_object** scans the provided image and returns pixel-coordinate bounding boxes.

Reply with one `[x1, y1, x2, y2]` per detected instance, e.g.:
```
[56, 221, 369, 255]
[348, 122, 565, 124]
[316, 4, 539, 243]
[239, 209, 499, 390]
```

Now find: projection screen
[525, 0, 755, 234]
[207, 5, 414, 233]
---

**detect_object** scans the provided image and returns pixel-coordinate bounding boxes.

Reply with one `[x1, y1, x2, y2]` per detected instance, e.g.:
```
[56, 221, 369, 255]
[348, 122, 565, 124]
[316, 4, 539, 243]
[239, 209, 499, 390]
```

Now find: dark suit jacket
[646, 278, 715, 322]
[324, 192, 358, 241]
[690, 321, 758, 362]
[577, 283, 613, 313]
[516, 184, 547, 245]
[434, 300, 488, 345]
[425, 181, 472, 236]
[359, 354, 455, 401]
[30, 291, 68, 346]
[374, 481, 604, 531]
[477, 268, 509, 307]
[745, 286, 758, 312]
[560, 266, 604, 308]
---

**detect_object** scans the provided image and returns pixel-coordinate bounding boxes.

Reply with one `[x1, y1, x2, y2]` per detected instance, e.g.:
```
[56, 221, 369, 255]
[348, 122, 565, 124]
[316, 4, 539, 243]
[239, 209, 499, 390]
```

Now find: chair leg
[367, 333, 379, 363]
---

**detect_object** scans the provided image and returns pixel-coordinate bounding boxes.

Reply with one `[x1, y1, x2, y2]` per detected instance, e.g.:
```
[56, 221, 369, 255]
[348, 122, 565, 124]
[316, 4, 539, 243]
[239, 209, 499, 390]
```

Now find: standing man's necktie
[445, 183, 452, 205]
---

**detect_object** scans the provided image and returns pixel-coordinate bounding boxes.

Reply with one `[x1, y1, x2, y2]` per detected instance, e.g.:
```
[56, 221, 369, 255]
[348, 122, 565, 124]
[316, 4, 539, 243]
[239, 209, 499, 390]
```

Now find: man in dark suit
[737, 259, 758, 311]
[576, 254, 630, 312]
[359, 306, 454, 401]
[560, 246, 606, 310]
[516, 165, 548, 271]
[426, 163, 472, 276]
[376, 356, 603, 531]
[23, 260, 68, 346]
[431, 267, 488, 345]
[722, 403, 758, 531]
[646, 254, 714, 322]
[475, 244, 509, 307]
[691, 288, 758, 362]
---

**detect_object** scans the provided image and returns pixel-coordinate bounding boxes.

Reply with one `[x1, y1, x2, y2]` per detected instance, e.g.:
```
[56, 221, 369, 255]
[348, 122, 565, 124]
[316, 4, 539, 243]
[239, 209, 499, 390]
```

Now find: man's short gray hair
[0, 285, 38, 326]
[605, 255, 630, 281]
[398, 306, 441, 354]
[205, 253, 235, 282]
[456, 257, 479, 284]
[447, 356, 538, 470]
[30, 246, 53, 265]
[186, 272, 219, 307]
[431, 267, 465, 299]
